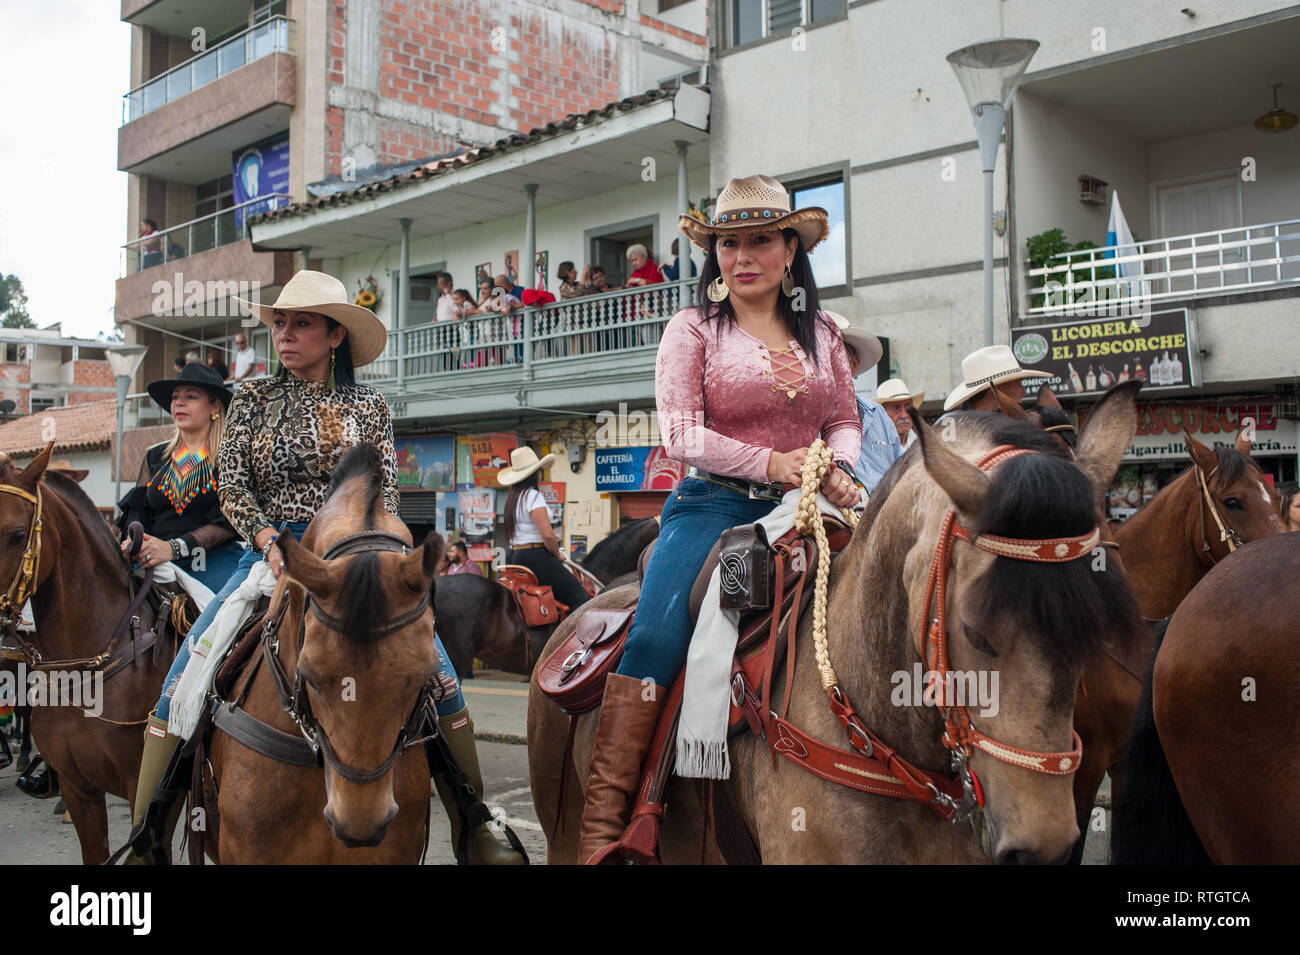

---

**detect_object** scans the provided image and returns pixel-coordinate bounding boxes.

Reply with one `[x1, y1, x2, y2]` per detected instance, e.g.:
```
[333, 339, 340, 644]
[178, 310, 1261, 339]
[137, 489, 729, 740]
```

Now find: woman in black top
[117, 363, 241, 592]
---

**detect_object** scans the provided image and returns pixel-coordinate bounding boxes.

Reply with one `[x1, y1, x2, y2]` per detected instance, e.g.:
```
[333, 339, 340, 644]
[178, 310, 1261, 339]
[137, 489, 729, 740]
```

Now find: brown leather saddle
[497, 565, 570, 628]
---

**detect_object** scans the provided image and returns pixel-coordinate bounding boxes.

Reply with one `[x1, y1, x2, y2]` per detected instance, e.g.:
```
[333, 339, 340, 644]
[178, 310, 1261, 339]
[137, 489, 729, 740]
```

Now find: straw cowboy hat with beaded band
[235, 270, 388, 368]
[873, 378, 925, 409]
[943, 344, 1042, 411]
[679, 175, 829, 253]
[497, 446, 556, 486]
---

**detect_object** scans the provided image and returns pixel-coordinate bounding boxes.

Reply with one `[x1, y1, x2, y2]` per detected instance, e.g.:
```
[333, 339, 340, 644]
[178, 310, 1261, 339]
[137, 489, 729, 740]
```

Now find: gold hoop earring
[706, 275, 730, 302]
[781, 264, 796, 297]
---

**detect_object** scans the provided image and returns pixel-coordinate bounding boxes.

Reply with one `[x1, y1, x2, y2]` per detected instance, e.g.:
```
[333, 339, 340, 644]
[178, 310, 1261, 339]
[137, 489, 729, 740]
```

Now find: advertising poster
[457, 488, 496, 561]
[475, 262, 493, 288]
[539, 481, 564, 529]
[469, 433, 518, 486]
[232, 133, 290, 229]
[594, 446, 685, 491]
[394, 434, 455, 491]
[504, 250, 519, 287]
[535, 250, 549, 291]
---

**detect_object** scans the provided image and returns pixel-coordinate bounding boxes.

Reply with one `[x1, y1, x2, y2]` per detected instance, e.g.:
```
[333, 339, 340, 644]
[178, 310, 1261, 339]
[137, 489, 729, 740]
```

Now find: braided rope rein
[792, 439, 858, 693]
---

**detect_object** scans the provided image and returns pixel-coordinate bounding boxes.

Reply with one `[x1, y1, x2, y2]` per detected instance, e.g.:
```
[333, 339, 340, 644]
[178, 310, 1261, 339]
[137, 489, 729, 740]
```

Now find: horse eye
[1223, 497, 1244, 511]
[8, 531, 25, 547]
[963, 626, 998, 657]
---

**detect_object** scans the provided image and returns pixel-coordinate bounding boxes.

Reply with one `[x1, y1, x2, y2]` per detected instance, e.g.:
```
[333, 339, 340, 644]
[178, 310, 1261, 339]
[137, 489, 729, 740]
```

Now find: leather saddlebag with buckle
[717, 522, 774, 612]
[537, 605, 636, 715]
[498, 565, 563, 628]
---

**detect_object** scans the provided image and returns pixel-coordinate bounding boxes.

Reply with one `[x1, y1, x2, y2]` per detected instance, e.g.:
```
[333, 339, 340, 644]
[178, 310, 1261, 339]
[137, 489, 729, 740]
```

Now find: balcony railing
[122, 15, 292, 124]
[1027, 218, 1300, 316]
[121, 194, 290, 276]
[357, 280, 696, 388]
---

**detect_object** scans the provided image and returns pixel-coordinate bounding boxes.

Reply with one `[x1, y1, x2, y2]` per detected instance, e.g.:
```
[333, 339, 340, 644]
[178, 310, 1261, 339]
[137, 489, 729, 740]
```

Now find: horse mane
[39, 468, 129, 574]
[948, 414, 1139, 702]
[325, 443, 389, 643]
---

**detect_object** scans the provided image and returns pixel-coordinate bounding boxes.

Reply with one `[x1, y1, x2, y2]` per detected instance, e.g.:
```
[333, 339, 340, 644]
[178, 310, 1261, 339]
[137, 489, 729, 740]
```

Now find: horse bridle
[1195, 464, 1244, 563]
[916, 445, 1096, 816]
[0, 483, 43, 662]
[260, 530, 441, 784]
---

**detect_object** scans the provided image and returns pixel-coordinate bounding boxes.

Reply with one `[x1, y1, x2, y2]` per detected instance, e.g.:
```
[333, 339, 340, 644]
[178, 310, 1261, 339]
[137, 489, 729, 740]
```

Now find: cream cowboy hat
[679, 175, 829, 253]
[826, 312, 883, 371]
[234, 270, 388, 368]
[497, 446, 556, 486]
[943, 344, 1042, 411]
[873, 378, 925, 409]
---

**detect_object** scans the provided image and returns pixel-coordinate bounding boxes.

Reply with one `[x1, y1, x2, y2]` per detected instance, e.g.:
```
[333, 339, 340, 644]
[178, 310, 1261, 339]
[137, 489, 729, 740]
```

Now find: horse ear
[278, 533, 334, 594]
[1183, 430, 1218, 474]
[1036, 384, 1063, 412]
[909, 408, 989, 517]
[991, 382, 1029, 420]
[1075, 380, 1142, 508]
[1235, 429, 1253, 456]
[16, 441, 53, 490]
[403, 531, 445, 593]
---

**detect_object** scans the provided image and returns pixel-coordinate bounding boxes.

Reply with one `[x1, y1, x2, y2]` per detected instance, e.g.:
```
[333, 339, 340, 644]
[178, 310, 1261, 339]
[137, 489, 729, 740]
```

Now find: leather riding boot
[15, 757, 58, 798]
[432, 706, 526, 865]
[577, 673, 664, 864]
[125, 712, 184, 865]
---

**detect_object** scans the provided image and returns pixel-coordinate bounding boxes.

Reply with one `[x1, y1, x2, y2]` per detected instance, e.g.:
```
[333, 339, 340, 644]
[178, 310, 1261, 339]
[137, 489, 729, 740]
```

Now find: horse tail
[1109, 617, 1211, 865]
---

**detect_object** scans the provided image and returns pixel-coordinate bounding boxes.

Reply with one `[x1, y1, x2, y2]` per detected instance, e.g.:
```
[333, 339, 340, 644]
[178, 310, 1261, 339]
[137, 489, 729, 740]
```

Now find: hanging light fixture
[1254, 84, 1298, 133]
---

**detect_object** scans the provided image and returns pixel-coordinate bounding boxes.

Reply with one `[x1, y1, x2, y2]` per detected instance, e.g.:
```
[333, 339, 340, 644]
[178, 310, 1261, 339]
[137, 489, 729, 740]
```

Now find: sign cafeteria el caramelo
[1010, 308, 1197, 399]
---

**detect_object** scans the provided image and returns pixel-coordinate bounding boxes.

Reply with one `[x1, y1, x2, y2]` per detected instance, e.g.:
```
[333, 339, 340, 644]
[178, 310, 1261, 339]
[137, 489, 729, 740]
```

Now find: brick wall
[72, 361, 115, 388]
[0, 363, 31, 415]
[326, 0, 696, 171]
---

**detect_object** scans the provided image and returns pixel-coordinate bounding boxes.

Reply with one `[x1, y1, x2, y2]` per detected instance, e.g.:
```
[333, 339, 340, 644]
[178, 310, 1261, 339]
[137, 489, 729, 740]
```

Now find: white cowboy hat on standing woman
[235, 270, 388, 368]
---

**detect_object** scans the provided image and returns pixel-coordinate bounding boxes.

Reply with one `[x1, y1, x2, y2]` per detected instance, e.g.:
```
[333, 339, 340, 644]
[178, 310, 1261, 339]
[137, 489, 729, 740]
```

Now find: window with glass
[193, 175, 235, 254]
[729, 0, 842, 47]
[789, 176, 847, 291]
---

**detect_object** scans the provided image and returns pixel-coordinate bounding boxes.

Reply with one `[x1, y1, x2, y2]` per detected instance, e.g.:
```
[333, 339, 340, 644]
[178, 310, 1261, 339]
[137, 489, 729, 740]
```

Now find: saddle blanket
[677, 488, 847, 780]
[169, 561, 276, 740]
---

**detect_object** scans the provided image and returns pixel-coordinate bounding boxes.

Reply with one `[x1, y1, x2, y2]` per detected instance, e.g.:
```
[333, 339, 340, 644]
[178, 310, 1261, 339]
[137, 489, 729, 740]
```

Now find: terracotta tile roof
[0, 400, 117, 457]
[250, 88, 689, 226]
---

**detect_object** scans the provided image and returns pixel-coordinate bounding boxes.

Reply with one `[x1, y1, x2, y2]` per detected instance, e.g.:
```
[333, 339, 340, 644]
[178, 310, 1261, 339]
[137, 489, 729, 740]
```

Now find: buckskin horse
[1112, 532, 1300, 864]
[0, 444, 180, 864]
[529, 388, 1141, 864]
[197, 445, 445, 863]
[436, 517, 661, 677]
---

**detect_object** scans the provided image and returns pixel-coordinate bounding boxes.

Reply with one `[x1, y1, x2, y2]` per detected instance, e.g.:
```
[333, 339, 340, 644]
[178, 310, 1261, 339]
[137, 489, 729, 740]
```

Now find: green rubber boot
[432, 706, 526, 865]
[125, 712, 184, 865]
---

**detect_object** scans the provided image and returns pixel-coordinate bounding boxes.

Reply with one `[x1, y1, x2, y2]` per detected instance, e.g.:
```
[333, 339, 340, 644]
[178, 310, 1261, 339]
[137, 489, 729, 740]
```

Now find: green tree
[0, 274, 35, 328]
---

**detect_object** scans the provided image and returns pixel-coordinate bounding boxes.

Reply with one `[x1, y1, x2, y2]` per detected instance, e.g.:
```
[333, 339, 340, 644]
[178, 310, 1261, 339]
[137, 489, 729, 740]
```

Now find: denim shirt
[855, 394, 902, 494]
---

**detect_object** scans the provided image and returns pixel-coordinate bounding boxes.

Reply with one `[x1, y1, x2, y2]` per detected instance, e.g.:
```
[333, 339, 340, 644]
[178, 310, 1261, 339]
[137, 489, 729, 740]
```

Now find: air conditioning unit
[1079, 175, 1108, 205]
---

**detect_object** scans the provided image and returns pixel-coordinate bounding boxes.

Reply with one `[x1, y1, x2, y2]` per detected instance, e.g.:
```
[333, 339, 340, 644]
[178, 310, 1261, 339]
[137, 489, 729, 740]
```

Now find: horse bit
[259, 531, 442, 784]
[0, 483, 43, 664]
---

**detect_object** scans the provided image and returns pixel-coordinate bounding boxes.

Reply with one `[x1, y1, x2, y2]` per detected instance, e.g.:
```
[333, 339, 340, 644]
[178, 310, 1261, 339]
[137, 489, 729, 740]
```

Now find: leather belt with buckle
[686, 467, 785, 502]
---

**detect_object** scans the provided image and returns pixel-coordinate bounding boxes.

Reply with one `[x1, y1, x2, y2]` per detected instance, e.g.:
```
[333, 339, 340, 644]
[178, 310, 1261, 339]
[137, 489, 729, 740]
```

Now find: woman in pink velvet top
[577, 174, 862, 864]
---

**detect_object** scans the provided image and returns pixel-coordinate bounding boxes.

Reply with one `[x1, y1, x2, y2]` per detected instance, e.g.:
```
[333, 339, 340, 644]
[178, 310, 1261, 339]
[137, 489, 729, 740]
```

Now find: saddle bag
[498, 565, 564, 628]
[717, 522, 774, 612]
[537, 605, 636, 715]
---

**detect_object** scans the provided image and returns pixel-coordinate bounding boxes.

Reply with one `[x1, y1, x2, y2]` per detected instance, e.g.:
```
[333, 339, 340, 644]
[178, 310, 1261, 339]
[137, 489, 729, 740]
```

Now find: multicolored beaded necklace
[157, 444, 213, 515]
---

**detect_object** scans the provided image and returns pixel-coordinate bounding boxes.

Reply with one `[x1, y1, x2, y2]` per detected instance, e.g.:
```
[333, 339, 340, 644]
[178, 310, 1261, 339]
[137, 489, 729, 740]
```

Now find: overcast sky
[0, 2, 130, 340]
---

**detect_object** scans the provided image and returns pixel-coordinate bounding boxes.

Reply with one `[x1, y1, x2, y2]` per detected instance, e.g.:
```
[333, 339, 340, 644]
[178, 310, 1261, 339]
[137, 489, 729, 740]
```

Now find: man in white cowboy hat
[827, 312, 897, 495]
[873, 378, 925, 451]
[943, 344, 1042, 413]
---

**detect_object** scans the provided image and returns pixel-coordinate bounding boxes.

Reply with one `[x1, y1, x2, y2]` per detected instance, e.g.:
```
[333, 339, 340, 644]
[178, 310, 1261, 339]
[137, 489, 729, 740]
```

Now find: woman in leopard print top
[127, 271, 523, 865]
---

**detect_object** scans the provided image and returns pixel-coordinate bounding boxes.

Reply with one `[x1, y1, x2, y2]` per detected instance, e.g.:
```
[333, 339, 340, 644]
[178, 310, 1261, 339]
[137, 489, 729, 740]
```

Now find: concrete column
[676, 140, 691, 297]
[398, 218, 411, 390]
[523, 184, 537, 373]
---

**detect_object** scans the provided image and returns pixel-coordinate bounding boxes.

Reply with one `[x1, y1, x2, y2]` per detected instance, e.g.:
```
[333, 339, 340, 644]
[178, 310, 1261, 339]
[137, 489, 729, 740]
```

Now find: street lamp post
[106, 345, 148, 506]
[947, 39, 1039, 346]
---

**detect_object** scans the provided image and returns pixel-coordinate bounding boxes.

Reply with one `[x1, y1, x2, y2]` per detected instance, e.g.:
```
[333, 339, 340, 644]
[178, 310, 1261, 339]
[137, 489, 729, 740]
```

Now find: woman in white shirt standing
[499, 447, 591, 611]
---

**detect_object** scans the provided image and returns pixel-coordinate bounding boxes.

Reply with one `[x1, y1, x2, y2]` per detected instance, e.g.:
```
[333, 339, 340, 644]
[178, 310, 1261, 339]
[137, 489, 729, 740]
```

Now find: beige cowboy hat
[943, 344, 1043, 411]
[235, 270, 388, 368]
[497, 446, 556, 486]
[825, 312, 883, 372]
[679, 175, 829, 253]
[873, 378, 925, 409]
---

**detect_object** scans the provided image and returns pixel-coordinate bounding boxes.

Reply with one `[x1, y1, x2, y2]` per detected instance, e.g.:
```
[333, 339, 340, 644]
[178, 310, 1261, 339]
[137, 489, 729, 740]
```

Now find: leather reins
[0, 483, 43, 661]
[1195, 464, 1243, 563]
[259, 531, 440, 784]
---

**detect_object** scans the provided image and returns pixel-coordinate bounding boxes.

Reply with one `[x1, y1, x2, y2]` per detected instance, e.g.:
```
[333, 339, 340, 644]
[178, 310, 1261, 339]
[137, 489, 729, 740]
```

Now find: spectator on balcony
[172, 356, 187, 374]
[435, 272, 457, 323]
[488, 275, 522, 314]
[231, 333, 257, 382]
[580, 264, 616, 293]
[661, 238, 697, 282]
[139, 219, 162, 270]
[624, 244, 664, 287]
[185, 350, 200, 363]
[557, 261, 583, 300]
[205, 349, 230, 382]
[473, 277, 494, 312]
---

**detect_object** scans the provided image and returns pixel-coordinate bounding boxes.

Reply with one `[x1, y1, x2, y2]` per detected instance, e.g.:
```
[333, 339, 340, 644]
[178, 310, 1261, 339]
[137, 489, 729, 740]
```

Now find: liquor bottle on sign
[1098, 365, 1114, 388]
[1135, 358, 1146, 380]
[1169, 351, 1183, 384]
[1162, 351, 1174, 385]
[1068, 362, 1083, 393]
[1150, 352, 1165, 385]
[1085, 365, 1097, 391]
[1117, 363, 1130, 383]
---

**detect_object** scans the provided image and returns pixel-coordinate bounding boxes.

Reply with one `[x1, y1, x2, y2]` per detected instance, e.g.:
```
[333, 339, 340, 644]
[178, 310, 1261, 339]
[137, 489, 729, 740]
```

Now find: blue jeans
[156, 522, 463, 722]
[135, 540, 243, 595]
[615, 478, 774, 688]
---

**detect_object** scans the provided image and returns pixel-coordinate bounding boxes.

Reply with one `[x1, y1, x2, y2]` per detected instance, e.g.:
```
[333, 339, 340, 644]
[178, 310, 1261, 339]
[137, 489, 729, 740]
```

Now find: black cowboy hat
[146, 362, 234, 412]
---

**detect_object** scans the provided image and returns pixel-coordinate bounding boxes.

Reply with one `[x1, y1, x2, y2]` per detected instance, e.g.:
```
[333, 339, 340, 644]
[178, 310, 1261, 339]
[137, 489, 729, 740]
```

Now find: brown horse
[1112, 532, 1300, 863]
[202, 444, 443, 862]
[529, 390, 1141, 864]
[0, 444, 176, 864]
